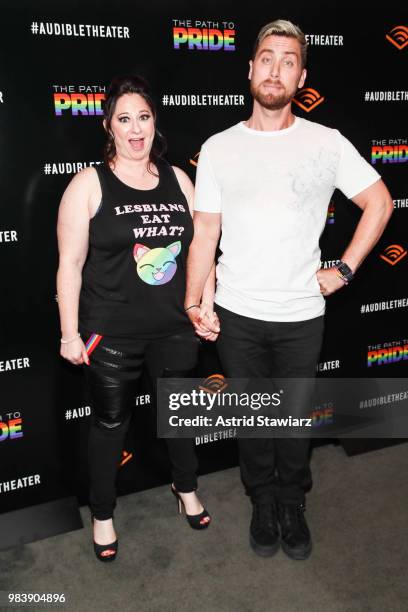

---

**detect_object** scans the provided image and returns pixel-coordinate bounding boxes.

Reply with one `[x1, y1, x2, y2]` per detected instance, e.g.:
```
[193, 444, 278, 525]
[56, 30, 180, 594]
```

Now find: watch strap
[335, 260, 354, 283]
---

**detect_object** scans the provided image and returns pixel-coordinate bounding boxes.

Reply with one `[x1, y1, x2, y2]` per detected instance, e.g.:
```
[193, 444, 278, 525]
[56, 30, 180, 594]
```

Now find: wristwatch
[334, 260, 354, 284]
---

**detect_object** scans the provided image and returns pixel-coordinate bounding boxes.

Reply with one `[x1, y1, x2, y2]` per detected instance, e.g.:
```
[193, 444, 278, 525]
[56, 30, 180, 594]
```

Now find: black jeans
[83, 328, 200, 520]
[215, 304, 324, 505]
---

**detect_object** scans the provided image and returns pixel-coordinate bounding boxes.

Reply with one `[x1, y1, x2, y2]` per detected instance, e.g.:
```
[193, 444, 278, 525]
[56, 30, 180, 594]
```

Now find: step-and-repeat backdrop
[1, 1, 407, 514]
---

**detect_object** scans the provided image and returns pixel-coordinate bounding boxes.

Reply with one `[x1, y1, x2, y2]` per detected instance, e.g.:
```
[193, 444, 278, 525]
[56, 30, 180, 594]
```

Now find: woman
[57, 74, 219, 562]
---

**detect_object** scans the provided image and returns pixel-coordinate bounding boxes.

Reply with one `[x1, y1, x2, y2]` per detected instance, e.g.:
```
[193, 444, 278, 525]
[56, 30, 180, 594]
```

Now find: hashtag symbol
[364, 91, 370, 102]
[360, 305, 365, 314]
[31, 22, 39, 34]
[162, 95, 168, 106]
[44, 164, 51, 175]
[65, 410, 72, 420]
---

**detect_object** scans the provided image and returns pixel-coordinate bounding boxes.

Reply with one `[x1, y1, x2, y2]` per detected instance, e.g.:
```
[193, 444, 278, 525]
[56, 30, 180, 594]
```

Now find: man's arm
[185, 211, 221, 331]
[317, 179, 394, 296]
[173, 165, 219, 337]
[201, 262, 216, 309]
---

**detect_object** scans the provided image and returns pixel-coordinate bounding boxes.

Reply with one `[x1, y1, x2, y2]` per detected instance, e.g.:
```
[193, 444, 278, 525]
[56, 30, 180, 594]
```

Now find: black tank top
[79, 161, 194, 337]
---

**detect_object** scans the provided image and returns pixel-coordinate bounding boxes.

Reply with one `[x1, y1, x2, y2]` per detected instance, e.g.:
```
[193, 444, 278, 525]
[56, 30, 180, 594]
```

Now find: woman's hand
[188, 302, 220, 342]
[60, 337, 90, 366]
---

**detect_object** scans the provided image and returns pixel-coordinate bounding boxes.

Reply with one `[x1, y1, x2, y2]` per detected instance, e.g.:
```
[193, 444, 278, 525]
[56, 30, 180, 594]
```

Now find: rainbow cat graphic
[133, 241, 181, 285]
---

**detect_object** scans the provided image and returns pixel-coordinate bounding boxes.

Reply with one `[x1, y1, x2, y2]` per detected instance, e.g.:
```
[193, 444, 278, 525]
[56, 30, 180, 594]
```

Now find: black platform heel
[171, 483, 211, 530]
[91, 516, 118, 562]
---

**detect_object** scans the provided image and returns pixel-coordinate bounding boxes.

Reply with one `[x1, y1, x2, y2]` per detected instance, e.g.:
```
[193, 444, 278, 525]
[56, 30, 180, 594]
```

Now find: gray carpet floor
[2, 443, 408, 612]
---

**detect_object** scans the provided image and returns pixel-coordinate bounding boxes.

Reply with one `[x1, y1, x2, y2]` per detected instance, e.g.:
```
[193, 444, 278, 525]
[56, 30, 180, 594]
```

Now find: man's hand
[316, 268, 346, 297]
[186, 304, 220, 341]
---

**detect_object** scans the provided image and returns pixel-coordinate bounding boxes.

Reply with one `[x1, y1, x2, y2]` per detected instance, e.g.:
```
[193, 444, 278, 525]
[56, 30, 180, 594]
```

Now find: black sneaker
[249, 503, 280, 557]
[277, 502, 312, 560]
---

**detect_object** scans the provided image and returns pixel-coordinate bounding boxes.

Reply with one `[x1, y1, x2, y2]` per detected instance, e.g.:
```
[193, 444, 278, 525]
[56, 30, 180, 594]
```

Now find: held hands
[60, 336, 90, 366]
[186, 303, 220, 341]
[316, 268, 346, 297]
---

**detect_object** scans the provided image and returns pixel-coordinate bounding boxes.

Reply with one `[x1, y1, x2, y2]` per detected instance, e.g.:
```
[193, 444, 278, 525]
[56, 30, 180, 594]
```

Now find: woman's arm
[56, 167, 100, 364]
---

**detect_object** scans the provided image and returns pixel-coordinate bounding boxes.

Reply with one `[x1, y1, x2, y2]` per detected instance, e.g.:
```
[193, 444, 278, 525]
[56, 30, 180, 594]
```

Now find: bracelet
[61, 332, 81, 344]
[185, 304, 200, 312]
[335, 269, 348, 285]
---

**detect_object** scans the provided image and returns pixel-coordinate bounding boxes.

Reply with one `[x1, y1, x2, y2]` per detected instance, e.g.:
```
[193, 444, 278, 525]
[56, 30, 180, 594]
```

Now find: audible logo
[189, 152, 199, 167]
[293, 88, 325, 112]
[120, 450, 133, 466]
[199, 374, 228, 394]
[386, 25, 408, 50]
[380, 244, 407, 266]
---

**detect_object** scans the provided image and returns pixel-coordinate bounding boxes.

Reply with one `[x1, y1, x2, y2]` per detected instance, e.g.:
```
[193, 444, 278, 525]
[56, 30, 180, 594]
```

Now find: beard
[250, 79, 296, 111]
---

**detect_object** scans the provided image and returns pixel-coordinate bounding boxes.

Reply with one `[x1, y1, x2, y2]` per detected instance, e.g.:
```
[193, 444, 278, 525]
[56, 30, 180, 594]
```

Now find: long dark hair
[103, 74, 167, 176]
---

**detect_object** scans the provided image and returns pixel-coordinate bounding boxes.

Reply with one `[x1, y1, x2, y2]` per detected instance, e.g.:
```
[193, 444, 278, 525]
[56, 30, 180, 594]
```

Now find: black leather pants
[83, 328, 200, 520]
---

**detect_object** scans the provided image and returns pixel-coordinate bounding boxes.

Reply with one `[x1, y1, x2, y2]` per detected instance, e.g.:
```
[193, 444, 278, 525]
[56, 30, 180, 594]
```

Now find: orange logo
[386, 26, 408, 50]
[293, 88, 325, 112]
[189, 151, 200, 167]
[120, 450, 133, 466]
[199, 374, 228, 394]
[380, 244, 407, 266]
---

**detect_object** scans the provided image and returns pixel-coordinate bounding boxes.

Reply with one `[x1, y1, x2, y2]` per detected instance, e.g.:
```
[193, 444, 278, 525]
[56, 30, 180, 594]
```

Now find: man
[185, 19, 393, 560]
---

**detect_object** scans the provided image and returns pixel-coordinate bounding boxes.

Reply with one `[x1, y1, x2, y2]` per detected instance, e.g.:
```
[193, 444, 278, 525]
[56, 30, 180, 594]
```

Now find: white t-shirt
[194, 116, 381, 322]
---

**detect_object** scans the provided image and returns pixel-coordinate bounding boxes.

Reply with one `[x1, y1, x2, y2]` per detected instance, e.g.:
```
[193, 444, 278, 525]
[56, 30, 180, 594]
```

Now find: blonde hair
[253, 19, 308, 67]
